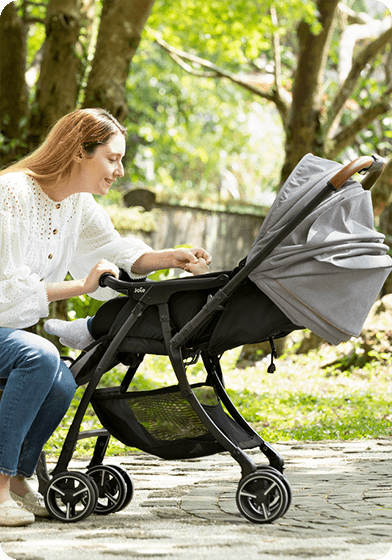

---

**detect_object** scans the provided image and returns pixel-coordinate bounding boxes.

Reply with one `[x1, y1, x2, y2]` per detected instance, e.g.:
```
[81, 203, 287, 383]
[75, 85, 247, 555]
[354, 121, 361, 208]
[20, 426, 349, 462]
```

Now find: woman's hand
[46, 259, 120, 302]
[82, 259, 120, 293]
[184, 257, 210, 275]
[131, 248, 212, 276]
[171, 248, 211, 274]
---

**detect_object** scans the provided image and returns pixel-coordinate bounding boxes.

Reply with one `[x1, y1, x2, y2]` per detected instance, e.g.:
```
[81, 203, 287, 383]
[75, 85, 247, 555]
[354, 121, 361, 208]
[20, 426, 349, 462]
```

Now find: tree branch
[164, 51, 218, 78]
[337, 2, 373, 26]
[269, 4, 291, 125]
[270, 6, 282, 90]
[326, 83, 392, 159]
[324, 25, 392, 140]
[23, 16, 45, 24]
[154, 34, 290, 123]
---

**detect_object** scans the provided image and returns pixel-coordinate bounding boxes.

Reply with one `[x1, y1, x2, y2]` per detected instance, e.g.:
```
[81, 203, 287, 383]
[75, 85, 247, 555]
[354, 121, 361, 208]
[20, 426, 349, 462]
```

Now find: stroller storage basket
[92, 383, 262, 460]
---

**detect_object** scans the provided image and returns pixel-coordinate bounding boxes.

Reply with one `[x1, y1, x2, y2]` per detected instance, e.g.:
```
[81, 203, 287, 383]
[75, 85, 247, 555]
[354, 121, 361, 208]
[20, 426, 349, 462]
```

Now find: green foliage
[14, 0, 391, 206]
[68, 294, 103, 321]
[14, 0, 46, 66]
[124, 40, 284, 204]
[119, 0, 320, 202]
[149, 0, 320, 67]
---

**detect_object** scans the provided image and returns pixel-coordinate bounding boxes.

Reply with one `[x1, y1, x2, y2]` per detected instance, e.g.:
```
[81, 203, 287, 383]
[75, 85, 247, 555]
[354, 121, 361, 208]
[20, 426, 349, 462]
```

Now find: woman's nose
[115, 162, 124, 177]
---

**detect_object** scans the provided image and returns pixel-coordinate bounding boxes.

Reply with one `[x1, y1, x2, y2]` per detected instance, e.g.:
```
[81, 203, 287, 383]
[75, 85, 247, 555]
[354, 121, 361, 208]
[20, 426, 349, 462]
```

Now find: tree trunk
[0, 2, 28, 145]
[281, 0, 340, 184]
[371, 160, 392, 216]
[82, 0, 156, 122]
[27, 0, 83, 147]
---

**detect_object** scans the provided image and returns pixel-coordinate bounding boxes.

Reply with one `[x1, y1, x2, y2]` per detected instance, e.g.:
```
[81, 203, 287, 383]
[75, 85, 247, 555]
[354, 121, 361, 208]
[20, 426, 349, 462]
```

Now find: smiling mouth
[105, 178, 114, 185]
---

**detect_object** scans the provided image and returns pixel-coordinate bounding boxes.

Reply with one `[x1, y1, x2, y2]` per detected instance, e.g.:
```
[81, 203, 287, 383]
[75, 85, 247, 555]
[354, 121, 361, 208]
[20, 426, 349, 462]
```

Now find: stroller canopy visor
[247, 154, 392, 344]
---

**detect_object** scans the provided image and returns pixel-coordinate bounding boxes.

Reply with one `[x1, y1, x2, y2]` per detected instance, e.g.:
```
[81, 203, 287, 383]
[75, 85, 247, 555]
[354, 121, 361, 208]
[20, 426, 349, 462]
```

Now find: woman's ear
[73, 149, 83, 162]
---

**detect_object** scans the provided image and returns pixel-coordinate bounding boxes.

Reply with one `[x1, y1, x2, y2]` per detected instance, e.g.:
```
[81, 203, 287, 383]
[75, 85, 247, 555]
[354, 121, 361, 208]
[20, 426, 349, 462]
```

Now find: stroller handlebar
[329, 155, 385, 191]
[99, 270, 231, 297]
[99, 272, 131, 294]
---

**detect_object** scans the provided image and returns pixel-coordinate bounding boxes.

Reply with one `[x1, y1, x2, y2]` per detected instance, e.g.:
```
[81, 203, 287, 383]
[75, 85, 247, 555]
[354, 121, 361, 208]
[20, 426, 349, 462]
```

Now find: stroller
[36, 154, 392, 524]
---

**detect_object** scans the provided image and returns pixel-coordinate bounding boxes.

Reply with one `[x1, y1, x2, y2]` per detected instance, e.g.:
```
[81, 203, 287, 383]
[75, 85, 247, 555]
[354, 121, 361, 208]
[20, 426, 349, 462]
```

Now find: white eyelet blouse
[0, 172, 151, 328]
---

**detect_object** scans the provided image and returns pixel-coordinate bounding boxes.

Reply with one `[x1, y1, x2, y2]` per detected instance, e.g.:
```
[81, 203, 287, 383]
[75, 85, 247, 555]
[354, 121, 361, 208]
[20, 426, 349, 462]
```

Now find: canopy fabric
[247, 154, 392, 344]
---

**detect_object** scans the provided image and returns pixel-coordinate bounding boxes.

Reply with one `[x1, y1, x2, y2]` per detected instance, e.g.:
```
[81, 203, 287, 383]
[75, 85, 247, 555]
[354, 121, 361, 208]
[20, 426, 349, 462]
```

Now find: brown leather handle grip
[328, 156, 380, 190]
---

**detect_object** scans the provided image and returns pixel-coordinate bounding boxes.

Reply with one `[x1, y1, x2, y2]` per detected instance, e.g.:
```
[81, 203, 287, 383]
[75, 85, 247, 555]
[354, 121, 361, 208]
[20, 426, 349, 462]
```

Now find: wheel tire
[236, 470, 289, 523]
[86, 465, 128, 515]
[106, 465, 134, 511]
[44, 471, 98, 523]
[256, 466, 292, 515]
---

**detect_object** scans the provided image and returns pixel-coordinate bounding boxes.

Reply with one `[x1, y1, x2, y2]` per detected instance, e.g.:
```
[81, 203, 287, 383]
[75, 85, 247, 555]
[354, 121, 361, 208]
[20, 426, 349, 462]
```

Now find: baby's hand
[186, 258, 210, 275]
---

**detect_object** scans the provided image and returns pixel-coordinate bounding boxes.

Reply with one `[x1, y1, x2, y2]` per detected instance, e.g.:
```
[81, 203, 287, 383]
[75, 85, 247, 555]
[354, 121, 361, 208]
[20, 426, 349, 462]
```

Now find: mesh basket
[92, 383, 261, 460]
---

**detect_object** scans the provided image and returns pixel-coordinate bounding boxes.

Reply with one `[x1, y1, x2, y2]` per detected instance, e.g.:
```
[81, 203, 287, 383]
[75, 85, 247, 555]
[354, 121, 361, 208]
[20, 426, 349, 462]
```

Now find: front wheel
[256, 466, 292, 515]
[236, 471, 289, 523]
[44, 471, 98, 523]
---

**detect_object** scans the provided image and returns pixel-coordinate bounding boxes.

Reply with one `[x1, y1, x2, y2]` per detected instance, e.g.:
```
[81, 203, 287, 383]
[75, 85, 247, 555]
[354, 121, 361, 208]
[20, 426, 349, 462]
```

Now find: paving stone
[1, 440, 392, 559]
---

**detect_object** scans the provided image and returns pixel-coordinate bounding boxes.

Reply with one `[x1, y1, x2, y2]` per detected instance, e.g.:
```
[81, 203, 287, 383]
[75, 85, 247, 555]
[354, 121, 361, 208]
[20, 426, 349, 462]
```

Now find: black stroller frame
[36, 155, 385, 524]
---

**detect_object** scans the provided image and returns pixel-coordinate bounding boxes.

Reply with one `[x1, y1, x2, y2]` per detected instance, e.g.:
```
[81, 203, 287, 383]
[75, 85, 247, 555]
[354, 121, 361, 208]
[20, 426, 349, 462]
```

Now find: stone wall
[127, 204, 265, 272]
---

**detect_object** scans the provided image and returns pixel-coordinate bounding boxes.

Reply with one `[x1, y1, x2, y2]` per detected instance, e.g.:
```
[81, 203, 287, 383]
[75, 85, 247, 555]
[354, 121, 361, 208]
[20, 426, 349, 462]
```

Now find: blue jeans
[0, 328, 77, 478]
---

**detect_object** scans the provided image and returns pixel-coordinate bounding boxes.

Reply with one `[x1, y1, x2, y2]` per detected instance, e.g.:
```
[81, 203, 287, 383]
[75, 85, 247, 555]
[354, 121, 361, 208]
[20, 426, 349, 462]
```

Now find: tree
[152, 0, 392, 206]
[81, 0, 156, 120]
[0, 0, 28, 140]
[0, 0, 156, 159]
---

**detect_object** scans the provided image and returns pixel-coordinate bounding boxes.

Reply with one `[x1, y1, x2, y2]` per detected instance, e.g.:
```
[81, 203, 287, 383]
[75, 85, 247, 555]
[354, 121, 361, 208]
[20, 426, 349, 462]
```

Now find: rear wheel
[86, 465, 128, 515]
[106, 465, 134, 511]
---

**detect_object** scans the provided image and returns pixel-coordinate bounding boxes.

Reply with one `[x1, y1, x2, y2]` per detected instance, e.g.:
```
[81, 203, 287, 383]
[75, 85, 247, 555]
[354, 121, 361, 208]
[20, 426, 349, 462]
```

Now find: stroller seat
[89, 275, 299, 355]
[70, 271, 300, 387]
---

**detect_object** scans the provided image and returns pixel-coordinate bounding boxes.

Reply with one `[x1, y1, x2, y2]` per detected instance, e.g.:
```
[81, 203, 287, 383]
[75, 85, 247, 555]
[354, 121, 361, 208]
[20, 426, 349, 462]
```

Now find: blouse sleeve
[0, 188, 49, 328]
[68, 195, 152, 300]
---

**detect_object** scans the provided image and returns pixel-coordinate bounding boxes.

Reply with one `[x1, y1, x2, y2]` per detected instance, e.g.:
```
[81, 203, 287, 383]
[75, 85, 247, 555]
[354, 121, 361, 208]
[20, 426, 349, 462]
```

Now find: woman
[0, 108, 211, 526]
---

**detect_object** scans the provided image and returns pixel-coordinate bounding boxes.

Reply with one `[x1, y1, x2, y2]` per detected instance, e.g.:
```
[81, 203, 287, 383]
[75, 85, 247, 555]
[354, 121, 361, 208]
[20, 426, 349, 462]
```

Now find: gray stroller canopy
[247, 154, 392, 345]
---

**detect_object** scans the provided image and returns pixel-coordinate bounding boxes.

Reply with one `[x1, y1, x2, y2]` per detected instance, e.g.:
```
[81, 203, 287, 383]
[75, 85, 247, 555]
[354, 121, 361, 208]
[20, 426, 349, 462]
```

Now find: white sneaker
[44, 318, 94, 349]
[0, 499, 35, 527]
[10, 490, 51, 518]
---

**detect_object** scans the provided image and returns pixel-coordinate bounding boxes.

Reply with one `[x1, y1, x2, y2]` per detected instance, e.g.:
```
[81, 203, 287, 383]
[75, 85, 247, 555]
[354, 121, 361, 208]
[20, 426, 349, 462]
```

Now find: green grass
[223, 336, 392, 443]
[44, 335, 392, 459]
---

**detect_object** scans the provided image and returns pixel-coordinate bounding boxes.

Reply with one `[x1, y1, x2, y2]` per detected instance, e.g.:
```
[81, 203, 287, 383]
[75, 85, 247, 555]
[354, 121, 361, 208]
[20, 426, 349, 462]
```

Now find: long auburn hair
[0, 108, 126, 187]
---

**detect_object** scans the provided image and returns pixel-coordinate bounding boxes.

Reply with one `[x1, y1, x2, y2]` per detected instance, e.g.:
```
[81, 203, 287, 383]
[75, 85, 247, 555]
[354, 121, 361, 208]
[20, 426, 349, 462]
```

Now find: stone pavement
[1, 439, 392, 560]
